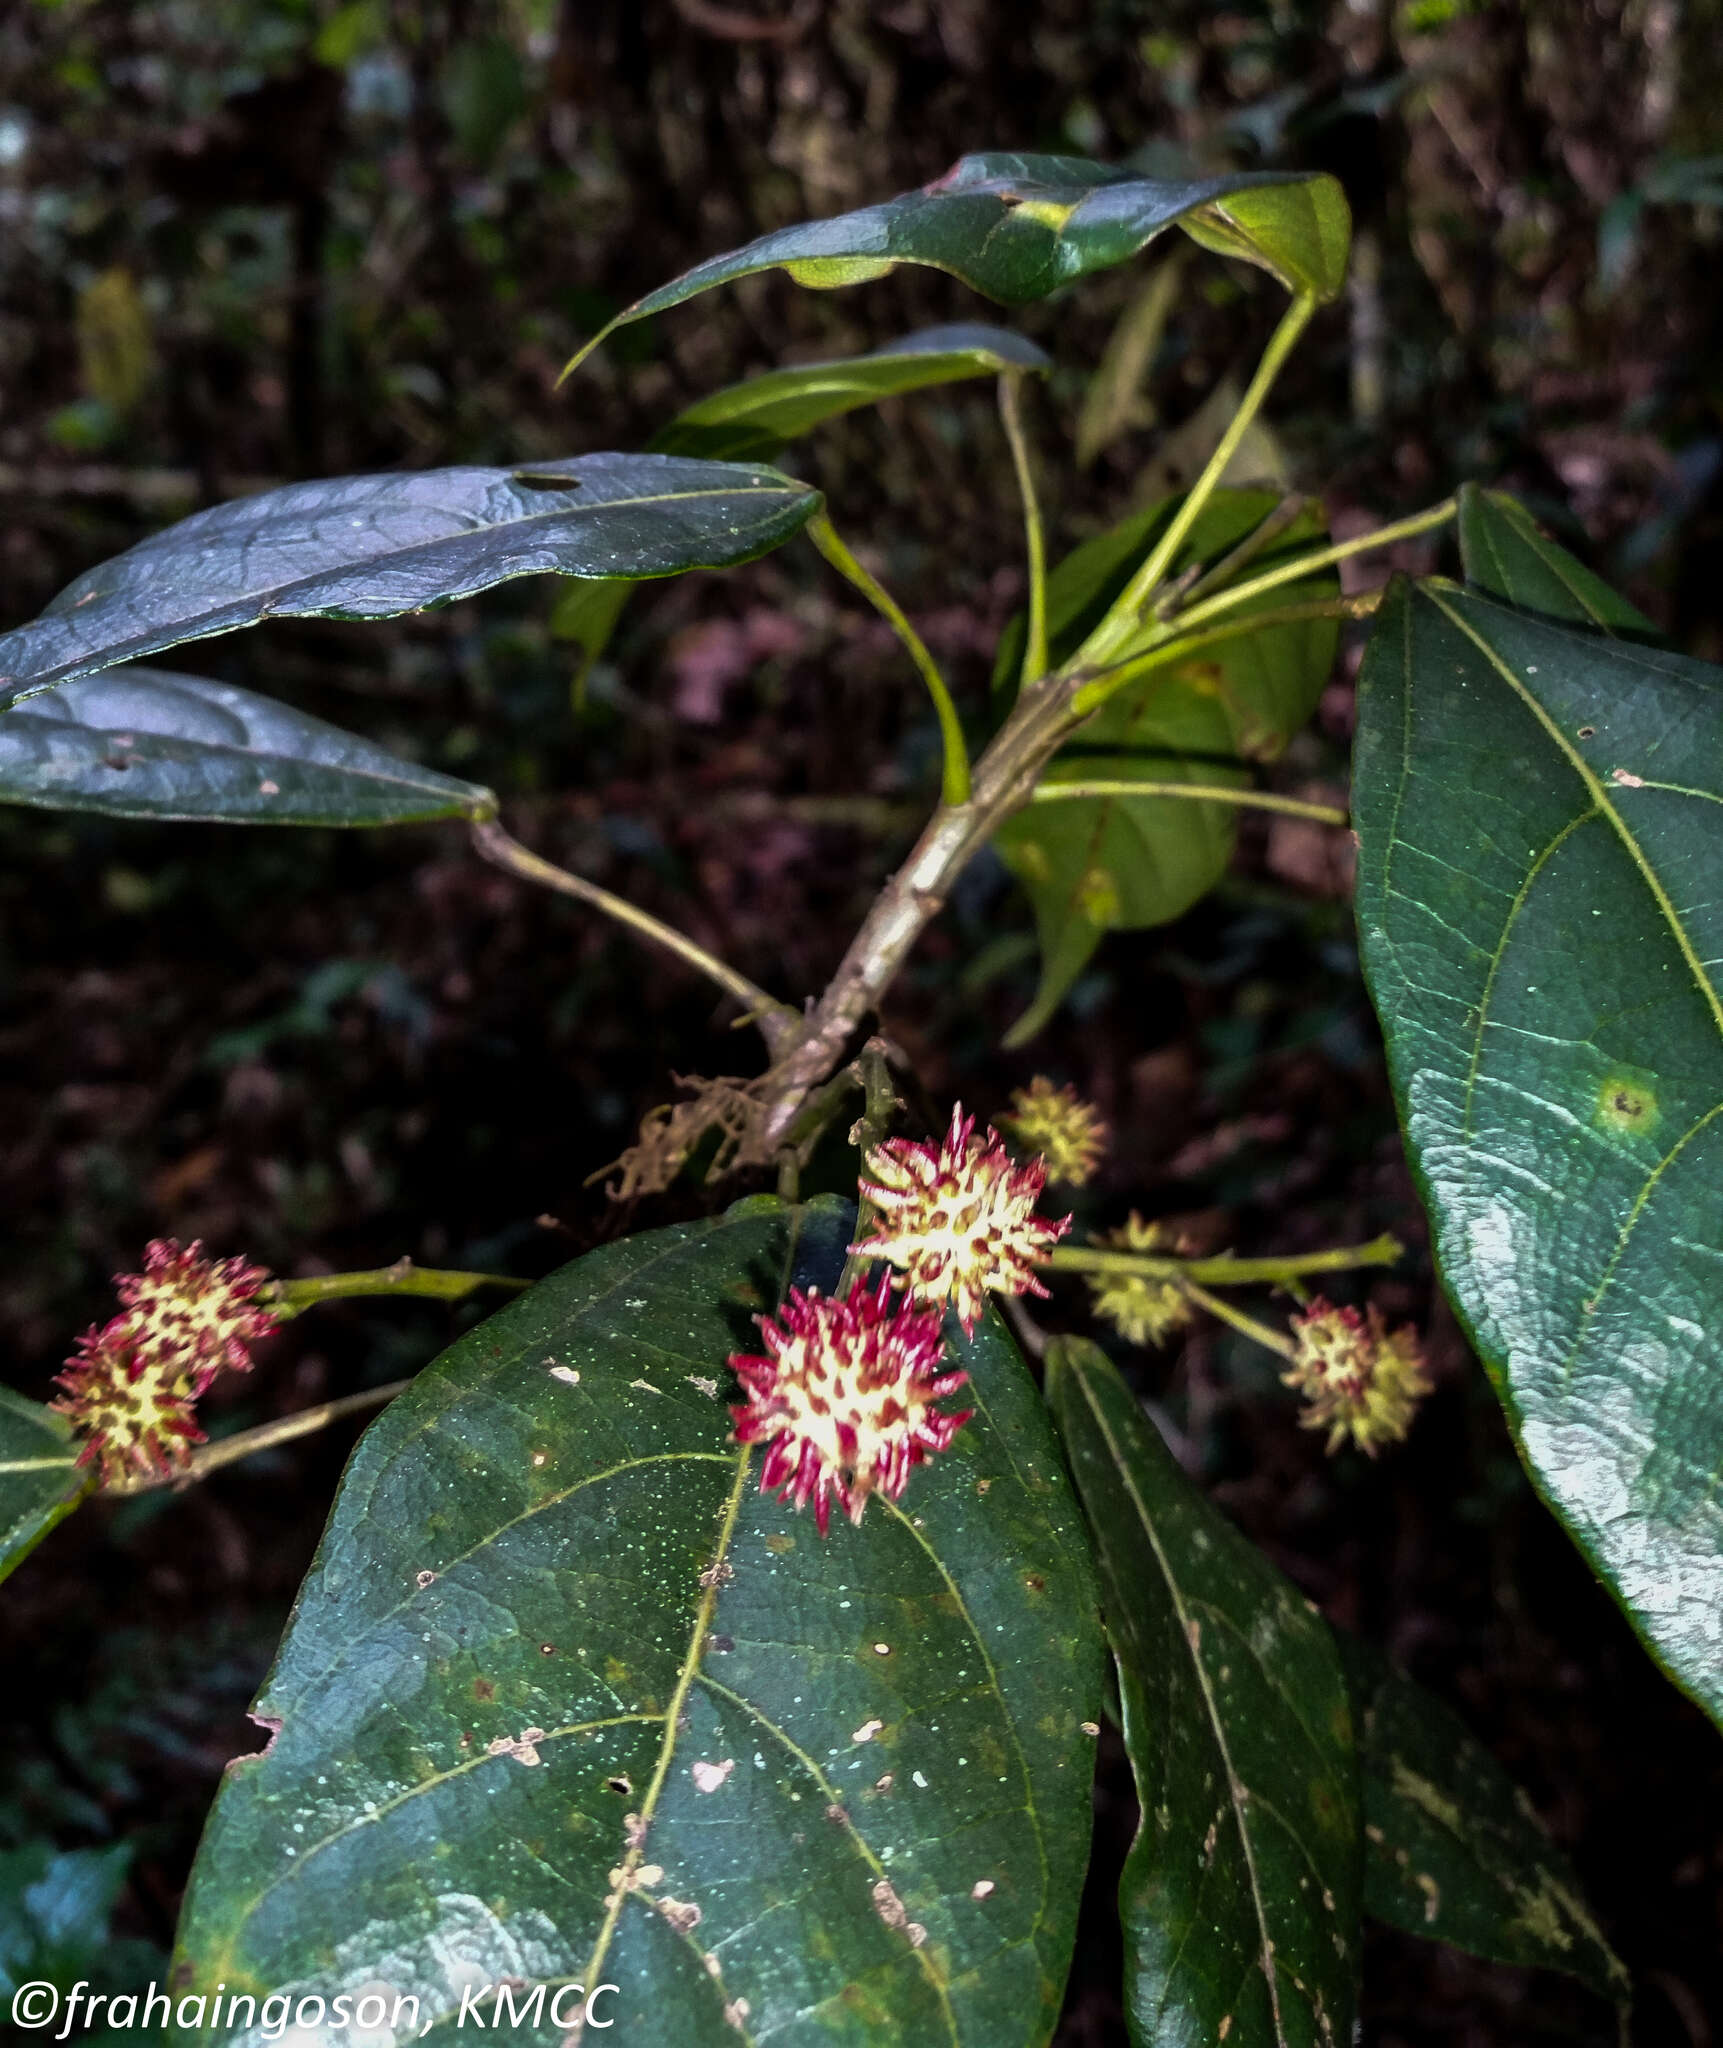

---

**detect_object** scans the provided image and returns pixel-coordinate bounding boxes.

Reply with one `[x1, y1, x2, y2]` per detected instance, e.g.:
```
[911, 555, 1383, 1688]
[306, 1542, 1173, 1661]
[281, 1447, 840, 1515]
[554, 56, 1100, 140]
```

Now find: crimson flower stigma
[729, 1275, 972, 1534]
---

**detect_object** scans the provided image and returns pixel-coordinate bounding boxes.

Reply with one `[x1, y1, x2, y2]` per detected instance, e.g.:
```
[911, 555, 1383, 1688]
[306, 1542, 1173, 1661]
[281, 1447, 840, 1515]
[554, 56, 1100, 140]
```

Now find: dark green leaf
[1456, 484, 1656, 636]
[0, 455, 822, 712]
[1336, 1637, 1628, 2003]
[1353, 579, 1723, 1725]
[173, 1198, 1105, 2047]
[572, 154, 1350, 371]
[0, 1389, 85, 1586]
[1046, 1339, 1361, 2048]
[992, 491, 1339, 1039]
[552, 327, 1049, 685]
[0, 667, 494, 825]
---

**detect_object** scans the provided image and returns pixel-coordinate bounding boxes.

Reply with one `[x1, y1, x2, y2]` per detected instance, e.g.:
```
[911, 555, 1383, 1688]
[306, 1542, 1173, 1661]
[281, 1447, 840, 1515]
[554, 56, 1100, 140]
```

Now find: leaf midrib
[0, 483, 814, 701]
[1424, 587, 1723, 1045]
[5, 720, 481, 801]
[1069, 1358, 1290, 2047]
[578, 1448, 754, 2004]
[1420, 590, 1723, 1396]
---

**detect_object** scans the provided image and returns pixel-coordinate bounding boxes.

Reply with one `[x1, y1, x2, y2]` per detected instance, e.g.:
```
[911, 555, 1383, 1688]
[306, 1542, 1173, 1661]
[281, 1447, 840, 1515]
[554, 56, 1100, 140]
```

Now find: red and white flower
[52, 1239, 278, 1485]
[729, 1276, 972, 1534]
[851, 1104, 1069, 1333]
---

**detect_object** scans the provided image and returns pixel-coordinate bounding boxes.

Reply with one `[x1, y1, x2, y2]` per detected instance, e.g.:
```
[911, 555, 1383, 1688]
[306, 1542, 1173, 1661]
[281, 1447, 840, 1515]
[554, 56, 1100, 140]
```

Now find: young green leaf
[1335, 1637, 1628, 2005]
[652, 323, 1053, 464]
[567, 153, 1350, 372]
[992, 490, 1339, 1040]
[552, 326, 1050, 685]
[1353, 579, 1723, 1727]
[0, 454, 822, 713]
[0, 1389, 85, 1587]
[173, 1198, 1104, 2048]
[993, 697, 1245, 1047]
[0, 667, 494, 826]
[1046, 1338, 1361, 2048]
[1456, 484, 1656, 636]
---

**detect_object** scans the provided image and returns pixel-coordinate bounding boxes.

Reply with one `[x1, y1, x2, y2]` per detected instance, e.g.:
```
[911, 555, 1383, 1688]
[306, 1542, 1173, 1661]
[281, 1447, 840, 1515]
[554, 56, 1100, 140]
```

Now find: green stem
[807, 511, 971, 806]
[1030, 781, 1348, 827]
[1179, 1280, 1297, 1361]
[1046, 1234, 1402, 1286]
[1076, 292, 1318, 668]
[838, 1039, 902, 1296]
[1166, 497, 1459, 639]
[1171, 491, 1309, 613]
[269, 1261, 533, 1318]
[471, 818, 798, 1053]
[1070, 592, 1381, 718]
[997, 373, 1048, 690]
[106, 1379, 413, 1494]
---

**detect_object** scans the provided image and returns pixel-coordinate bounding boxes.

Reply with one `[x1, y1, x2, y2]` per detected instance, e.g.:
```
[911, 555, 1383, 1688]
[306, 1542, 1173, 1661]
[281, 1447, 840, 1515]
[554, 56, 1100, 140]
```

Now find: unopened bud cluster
[1086, 1214, 1193, 1349]
[1283, 1296, 1430, 1456]
[52, 1239, 278, 1485]
[999, 1077, 1110, 1187]
[730, 1104, 1068, 1533]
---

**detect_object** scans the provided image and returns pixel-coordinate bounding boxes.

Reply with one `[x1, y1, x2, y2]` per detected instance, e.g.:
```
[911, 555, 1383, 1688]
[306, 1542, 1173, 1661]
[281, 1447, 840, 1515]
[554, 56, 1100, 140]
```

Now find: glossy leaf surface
[993, 490, 1338, 1039]
[1046, 1340, 1360, 2048]
[0, 455, 822, 712]
[173, 1198, 1104, 2046]
[551, 326, 1049, 684]
[653, 324, 1052, 464]
[572, 154, 1350, 368]
[0, 667, 494, 825]
[1353, 580, 1723, 1724]
[1337, 1638, 1627, 2002]
[1456, 484, 1655, 635]
[0, 1390, 84, 1586]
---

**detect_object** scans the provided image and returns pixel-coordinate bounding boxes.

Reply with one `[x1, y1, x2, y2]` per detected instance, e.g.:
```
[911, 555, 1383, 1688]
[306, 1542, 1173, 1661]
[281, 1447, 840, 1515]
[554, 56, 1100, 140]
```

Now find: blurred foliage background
[1, 2, 1722, 2042]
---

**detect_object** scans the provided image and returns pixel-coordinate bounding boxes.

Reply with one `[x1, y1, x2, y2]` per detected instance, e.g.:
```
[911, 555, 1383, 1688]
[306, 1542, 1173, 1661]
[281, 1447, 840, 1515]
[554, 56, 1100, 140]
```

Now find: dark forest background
[2, 2, 1722, 2042]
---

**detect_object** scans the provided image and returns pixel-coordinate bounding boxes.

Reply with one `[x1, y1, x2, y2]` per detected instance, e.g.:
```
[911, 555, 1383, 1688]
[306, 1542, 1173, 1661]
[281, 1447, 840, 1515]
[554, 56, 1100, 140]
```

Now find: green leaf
[1335, 1637, 1628, 2004]
[0, 1389, 85, 1586]
[653, 324, 1053, 465]
[1353, 579, 1723, 1725]
[0, 455, 822, 713]
[1456, 484, 1656, 635]
[571, 154, 1350, 371]
[992, 696, 1245, 1048]
[552, 327, 1050, 687]
[0, 667, 495, 825]
[172, 1198, 1105, 2046]
[992, 490, 1339, 1040]
[0, 1841, 166, 2036]
[1045, 1340, 1361, 2048]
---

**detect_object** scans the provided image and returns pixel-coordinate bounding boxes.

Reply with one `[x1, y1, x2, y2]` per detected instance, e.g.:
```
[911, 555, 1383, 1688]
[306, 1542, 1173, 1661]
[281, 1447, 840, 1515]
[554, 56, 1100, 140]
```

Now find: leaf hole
[606, 1774, 632, 1795]
[1577, 725, 1596, 739]
[512, 472, 583, 491]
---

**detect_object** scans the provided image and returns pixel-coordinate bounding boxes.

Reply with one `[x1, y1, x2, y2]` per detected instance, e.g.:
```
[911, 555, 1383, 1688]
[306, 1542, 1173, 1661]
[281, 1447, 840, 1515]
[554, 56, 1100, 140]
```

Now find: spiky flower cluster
[852, 1105, 1070, 1334]
[728, 1102, 1069, 1534]
[52, 1239, 278, 1485]
[1086, 1214, 1194, 1349]
[729, 1277, 972, 1534]
[1282, 1296, 1430, 1456]
[998, 1078, 1110, 1187]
